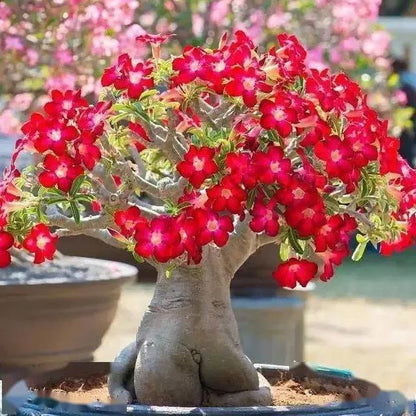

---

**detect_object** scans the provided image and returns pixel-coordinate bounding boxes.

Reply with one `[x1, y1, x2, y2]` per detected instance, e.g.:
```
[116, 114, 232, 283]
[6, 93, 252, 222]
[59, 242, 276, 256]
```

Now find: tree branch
[47, 208, 113, 230]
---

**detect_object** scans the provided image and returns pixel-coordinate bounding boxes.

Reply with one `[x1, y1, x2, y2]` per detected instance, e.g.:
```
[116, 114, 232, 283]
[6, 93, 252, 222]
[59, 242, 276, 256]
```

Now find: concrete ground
[95, 282, 416, 398]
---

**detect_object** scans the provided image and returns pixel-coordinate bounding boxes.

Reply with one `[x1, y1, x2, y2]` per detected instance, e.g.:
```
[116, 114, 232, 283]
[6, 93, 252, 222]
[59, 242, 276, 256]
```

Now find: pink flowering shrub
[1, 33, 415, 290]
[0, 0, 145, 135]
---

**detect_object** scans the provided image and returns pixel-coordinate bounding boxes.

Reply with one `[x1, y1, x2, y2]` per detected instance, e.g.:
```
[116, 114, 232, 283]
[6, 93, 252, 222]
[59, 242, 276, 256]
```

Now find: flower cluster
[1, 31, 415, 289]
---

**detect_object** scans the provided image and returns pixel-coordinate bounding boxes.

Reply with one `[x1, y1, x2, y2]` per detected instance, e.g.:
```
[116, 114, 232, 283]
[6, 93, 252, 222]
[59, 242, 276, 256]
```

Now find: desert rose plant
[1, 32, 415, 406]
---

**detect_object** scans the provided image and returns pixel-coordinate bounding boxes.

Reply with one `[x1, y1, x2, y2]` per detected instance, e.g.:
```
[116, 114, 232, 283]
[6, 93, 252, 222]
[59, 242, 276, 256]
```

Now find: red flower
[344, 122, 378, 168]
[114, 206, 147, 238]
[134, 217, 180, 263]
[177, 146, 219, 188]
[295, 149, 327, 189]
[74, 133, 101, 170]
[22, 224, 57, 264]
[316, 246, 349, 282]
[38, 154, 84, 193]
[44, 89, 88, 119]
[272, 258, 317, 288]
[28, 114, 79, 156]
[101, 53, 131, 87]
[249, 198, 280, 236]
[275, 176, 319, 207]
[206, 176, 247, 214]
[176, 216, 201, 263]
[114, 58, 154, 99]
[253, 146, 292, 185]
[314, 215, 356, 252]
[314, 135, 354, 181]
[77, 101, 112, 136]
[129, 121, 151, 152]
[231, 115, 263, 151]
[225, 152, 257, 189]
[198, 51, 231, 93]
[178, 189, 209, 211]
[264, 34, 307, 81]
[194, 209, 233, 247]
[0, 250, 11, 268]
[224, 66, 272, 107]
[0, 230, 14, 268]
[259, 93, 299, 137]
[172, 47, 206, 85]
[285, 201, 326, 238]
[305, 69, 361, 113]
[136, 33, 173, 45]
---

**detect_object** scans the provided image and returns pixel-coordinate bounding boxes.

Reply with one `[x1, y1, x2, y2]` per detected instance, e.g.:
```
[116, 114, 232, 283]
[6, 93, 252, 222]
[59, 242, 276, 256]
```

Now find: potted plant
[1, 31, 412, 413]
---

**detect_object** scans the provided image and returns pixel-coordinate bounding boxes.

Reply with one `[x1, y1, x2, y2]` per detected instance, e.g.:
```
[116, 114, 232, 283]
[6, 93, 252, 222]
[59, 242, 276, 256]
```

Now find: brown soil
[31, 374, 111, 404]
[271, 375, 362, 406]
[31, 373, 363, 407]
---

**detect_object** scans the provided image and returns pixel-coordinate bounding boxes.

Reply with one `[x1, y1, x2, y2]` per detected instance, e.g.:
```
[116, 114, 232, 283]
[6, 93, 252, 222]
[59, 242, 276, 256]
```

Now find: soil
[31, 373, 363, 407]
[0, 256, 130, 285]
[31, 374, 111, 404]
[270, 373, 362, 406]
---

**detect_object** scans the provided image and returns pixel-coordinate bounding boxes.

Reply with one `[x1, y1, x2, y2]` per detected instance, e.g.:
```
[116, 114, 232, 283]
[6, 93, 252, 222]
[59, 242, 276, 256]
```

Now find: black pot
[5, 362, 407, 416]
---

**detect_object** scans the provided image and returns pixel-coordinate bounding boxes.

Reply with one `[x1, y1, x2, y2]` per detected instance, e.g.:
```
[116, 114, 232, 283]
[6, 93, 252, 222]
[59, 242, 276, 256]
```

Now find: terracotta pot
[0, 258, 137, 373]
[5, 362, 407, 416]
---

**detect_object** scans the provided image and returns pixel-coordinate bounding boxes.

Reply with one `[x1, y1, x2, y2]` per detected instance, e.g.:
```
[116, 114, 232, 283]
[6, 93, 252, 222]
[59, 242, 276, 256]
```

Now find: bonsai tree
[1, 32, 415, 406]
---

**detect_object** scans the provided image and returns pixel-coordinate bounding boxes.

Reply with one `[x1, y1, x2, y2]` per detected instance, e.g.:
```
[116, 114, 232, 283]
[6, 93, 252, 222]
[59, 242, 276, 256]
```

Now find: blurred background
[0, 0, 415, 399]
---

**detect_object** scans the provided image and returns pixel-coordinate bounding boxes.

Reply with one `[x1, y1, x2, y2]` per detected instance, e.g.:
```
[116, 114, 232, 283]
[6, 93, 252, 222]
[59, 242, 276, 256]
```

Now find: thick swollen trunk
[109, 244, 272, 407]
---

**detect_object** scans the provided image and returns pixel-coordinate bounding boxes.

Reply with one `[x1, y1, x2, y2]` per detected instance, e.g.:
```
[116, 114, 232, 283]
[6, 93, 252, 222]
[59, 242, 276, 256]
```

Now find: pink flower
[0, 110, 21, 135]
[46, 74, 77, 92]
[267, 10, 291, 29]
[9, 94, 33, 112]
[5, 36, 24, 51]
[210, 0, 231, 25]
[362, 31, 391, 58]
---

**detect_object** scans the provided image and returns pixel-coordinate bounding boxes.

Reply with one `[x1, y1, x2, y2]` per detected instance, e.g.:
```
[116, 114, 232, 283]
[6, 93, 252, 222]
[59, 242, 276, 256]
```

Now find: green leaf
[352, 241, 368, 261]
[36, 205, 47, 223]
[74, 194, 95, 203]
[132, 251, 144, 264]
[70, 175, 86, 197]
[267, 130, 284, 147]
[356, 233, 368, 244]
[165, 263, 176, 279]
[279, 241, 290, 261]
[70, 201, 81, 224]
[139, 89, 158, 100]
[46, 197, 68, 205]
[288, 228, 304, 255]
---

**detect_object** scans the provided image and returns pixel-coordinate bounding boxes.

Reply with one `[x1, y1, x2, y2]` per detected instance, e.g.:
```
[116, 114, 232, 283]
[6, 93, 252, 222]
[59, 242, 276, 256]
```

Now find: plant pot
[231, 245, 315, 365]
[0, 257, 137, 373]
[57, 236, 156, 281]
[232, 297, 304, 365]
[5, 362, 407, 416]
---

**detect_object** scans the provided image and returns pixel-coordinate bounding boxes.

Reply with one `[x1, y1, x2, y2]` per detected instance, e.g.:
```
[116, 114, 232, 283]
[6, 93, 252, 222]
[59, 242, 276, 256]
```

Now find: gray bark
[109, 237, 274, 406]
